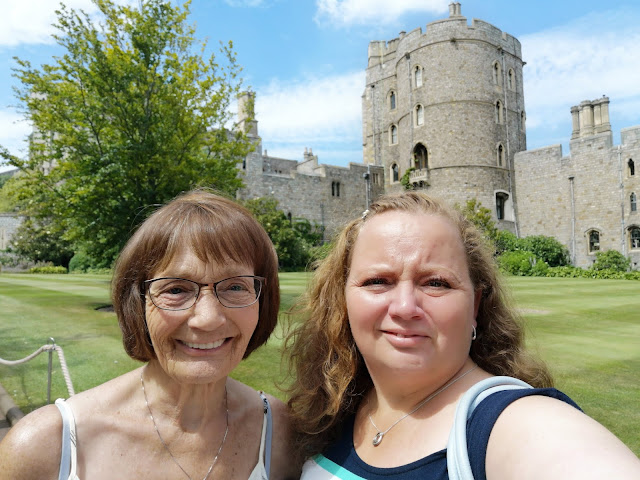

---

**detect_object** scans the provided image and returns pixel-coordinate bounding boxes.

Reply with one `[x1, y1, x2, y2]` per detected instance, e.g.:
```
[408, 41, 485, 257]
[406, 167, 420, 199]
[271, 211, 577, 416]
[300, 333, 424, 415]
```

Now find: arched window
[520, 111, 526, 132]
[389, 124, 398, 145]
[497, 143, 505, 166]
[496, 192, 509, 220]
[415, 104, 424, 126]
[391, 163, 399, 183]
[413, 143, 428, 170]
[287, 212, 292, 223]
[389, 90, 396, 110]
[629, 159, 635, 176]
[492, 61, 501, 86]
[495, 100, 503, 124]
[508, 69, 515, 90]
[588, 230, 600, 254]
[332, 181, 341, 197]
[630, 226, 640, 249]
[414, 66, 423, 88]
[631, 193, 637, 212]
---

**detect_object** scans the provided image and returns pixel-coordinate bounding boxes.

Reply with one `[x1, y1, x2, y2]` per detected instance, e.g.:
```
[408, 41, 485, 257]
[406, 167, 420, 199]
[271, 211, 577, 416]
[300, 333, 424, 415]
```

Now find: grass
[0, 272, 638, 455]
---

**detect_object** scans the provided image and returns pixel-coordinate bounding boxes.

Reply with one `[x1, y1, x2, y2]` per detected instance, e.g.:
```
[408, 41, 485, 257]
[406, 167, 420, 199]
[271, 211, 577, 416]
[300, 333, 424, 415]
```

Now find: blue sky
[1, 0, 640, 174]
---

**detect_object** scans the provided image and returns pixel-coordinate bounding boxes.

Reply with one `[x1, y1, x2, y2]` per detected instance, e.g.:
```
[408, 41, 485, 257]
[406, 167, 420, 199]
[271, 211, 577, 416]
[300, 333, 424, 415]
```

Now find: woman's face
[144, 247, 259, 384]
[345, 211, 481, 382]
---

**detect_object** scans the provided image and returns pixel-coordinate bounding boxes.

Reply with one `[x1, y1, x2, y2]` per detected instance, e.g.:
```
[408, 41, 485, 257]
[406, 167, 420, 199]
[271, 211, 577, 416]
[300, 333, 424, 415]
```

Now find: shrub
[494, 230, 520, 255]
[591, 250, 630, 272]
[497, 250, 548, 276]
[521, 235, 570, 267]
[28, 265, 68, 274]
[68, 250, 98, 272]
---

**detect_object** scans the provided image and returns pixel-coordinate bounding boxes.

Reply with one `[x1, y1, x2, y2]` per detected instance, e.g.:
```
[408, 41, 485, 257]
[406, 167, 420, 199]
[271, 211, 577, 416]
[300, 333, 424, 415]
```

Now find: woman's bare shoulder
[487, 394, 640, 480]
[0, 403, 63, 479]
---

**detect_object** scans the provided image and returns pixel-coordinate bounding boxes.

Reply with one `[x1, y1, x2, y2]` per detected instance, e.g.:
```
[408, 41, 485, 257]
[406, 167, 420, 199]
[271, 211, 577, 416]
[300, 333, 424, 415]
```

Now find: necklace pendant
[372, 432, 384, 446]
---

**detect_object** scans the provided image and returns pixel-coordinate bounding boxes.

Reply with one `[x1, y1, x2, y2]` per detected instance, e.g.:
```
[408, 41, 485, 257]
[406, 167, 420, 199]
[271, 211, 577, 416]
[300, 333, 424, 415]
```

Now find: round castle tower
[362, 2, 526, 228]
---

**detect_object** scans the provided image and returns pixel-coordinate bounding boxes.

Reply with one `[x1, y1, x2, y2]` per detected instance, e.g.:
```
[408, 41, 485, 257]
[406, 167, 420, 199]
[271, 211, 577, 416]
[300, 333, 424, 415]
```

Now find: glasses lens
[148, 278, 198, 311]
[215, 276, 262, 308]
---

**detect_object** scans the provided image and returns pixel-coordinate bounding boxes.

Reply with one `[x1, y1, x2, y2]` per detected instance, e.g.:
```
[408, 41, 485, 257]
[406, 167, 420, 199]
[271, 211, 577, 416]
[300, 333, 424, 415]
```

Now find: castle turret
[571, 96, 611, 139]
[362, 2, 525, 228]
[237, 91, 258, 138]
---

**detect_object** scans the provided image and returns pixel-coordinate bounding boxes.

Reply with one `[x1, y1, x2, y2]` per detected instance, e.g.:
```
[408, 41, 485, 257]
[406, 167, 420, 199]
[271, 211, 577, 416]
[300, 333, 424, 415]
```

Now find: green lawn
[0, 273, 638, 455]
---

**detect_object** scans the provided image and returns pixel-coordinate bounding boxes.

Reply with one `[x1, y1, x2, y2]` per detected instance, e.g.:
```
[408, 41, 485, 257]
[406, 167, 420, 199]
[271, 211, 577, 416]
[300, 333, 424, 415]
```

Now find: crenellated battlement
[367, 2, 521, 69]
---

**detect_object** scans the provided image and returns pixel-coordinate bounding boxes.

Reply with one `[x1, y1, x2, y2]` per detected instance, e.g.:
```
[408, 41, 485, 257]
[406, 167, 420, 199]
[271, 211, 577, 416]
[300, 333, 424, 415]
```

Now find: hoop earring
[471, 325, 477, 341]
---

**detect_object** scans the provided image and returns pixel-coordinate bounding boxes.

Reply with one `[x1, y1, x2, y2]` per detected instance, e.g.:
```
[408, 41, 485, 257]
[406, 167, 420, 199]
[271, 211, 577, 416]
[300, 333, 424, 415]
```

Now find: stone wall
[515, 100, 640, 269]
[0, 214, 23, 251]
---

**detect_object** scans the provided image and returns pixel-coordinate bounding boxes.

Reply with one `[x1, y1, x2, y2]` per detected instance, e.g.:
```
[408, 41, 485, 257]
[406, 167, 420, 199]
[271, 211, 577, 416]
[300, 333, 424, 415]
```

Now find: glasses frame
[143, 275, 266, 311]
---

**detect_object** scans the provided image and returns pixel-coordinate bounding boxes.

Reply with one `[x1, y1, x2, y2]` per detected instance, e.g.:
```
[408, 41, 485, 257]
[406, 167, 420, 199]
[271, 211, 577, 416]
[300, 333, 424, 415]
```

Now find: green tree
[9, 217, 74, 268]
[457, 199, 498, 242]
[2, 0, 250, 267]
[242, 197, 325, 270]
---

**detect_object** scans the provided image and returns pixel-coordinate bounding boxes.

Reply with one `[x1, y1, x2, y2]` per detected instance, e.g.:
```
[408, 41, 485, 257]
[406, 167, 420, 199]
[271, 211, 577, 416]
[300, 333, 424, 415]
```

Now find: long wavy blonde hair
[285, 191, 552, 459]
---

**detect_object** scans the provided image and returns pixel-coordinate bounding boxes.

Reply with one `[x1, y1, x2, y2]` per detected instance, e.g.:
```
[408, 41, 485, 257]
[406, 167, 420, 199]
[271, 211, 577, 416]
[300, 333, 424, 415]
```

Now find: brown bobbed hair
[286, 191, 552, 458]
[111, 189, 279, 362]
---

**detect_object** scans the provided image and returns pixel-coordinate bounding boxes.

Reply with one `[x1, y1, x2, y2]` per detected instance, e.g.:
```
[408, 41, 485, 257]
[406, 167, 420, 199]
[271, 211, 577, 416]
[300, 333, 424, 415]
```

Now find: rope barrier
[0, 343, 75, 397]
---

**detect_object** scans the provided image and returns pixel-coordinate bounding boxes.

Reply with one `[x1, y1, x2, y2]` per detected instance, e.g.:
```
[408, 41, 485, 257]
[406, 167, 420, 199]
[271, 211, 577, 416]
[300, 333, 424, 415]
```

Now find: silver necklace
[140, 369, 229, 480]
[368, 365, 478, 446]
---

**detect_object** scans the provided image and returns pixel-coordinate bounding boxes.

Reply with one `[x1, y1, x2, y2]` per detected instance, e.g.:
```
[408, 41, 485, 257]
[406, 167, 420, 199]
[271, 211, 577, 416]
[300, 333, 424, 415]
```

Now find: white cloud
[521, 8, 640, 140]
[0, 109, 31, 161]
[254, 71, 365, 164]
[314, 0, 449, 27]
[0, 0, 137, 47]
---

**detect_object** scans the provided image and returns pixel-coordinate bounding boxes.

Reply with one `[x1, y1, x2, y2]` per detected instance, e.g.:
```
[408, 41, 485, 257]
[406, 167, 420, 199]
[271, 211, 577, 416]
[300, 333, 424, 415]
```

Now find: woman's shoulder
[0, 403, 64, 479]
[486, 391, 640, 480]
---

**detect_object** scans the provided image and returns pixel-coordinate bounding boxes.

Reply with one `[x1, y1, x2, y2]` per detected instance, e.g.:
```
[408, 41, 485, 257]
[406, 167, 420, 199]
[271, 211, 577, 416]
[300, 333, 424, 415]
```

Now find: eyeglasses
[143, 276, 265, 311]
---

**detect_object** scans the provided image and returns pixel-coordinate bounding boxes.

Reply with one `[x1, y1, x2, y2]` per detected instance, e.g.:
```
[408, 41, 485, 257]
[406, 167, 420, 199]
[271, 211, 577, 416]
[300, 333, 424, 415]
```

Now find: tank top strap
[54, 399, 80, 480]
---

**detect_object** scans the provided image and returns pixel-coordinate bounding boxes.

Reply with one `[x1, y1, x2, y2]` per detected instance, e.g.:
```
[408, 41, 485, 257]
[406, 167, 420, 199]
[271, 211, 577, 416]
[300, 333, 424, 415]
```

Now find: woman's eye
[362, 278, 388, 286]
[426, 278, 450, 288]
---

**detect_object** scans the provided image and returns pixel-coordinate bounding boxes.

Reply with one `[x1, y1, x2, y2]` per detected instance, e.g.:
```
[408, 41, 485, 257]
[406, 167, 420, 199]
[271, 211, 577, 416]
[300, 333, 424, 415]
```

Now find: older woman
[287, 191, 640, 480]
[0, 190, 299, 479]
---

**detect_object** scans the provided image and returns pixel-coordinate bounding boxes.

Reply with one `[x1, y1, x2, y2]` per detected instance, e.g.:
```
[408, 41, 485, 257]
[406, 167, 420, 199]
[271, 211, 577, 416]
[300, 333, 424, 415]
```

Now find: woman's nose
[187, 287, 225, 330]
[388, 282, 422, 319]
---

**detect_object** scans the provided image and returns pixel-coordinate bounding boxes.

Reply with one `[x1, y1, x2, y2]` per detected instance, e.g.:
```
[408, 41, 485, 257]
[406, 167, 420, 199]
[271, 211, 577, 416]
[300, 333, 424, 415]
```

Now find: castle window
[495, 192, 509, 220]
[413, 143, 428, 170]
[331, 181, 341, 197]
[495, 100, 503, 124]
[497, 143, 505, 166]
[372, 172, 380, 185]
[414, 66, 423, 88]
[631, 193, 637, 212]
[629, 159, 635, 176]
[287, 212, 292, 223]
[389, 90, 396, 110]
[389, 124, 398, 145]
[391, 163, 399, 183]
[520, 111, 526, 132]
[415, 104, 424, 126]
[588, 230, 600, 254]
[630, 227, 640, 250]
[492, 61, 502, 86]
[507, 69, 515, 90]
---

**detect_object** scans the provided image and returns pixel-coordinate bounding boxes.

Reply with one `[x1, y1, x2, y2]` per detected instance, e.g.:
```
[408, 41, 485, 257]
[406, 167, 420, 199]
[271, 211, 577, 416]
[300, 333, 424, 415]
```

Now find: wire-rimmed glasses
[143, 275, 265, 310]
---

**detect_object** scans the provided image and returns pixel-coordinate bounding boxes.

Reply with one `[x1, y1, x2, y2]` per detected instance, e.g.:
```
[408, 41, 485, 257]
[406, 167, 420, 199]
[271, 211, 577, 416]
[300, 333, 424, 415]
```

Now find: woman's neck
[142, 360, 228, 432]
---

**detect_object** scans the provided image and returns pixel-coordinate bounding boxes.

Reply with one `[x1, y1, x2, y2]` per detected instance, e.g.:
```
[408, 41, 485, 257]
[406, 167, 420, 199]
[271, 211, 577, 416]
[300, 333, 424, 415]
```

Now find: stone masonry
[515, 97, 640, 269]
[362, 2, 525, 233]
[235, 93, 385, 241]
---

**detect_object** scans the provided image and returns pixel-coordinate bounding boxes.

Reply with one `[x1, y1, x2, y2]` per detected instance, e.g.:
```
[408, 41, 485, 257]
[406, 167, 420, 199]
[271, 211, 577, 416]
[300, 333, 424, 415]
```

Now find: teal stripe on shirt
[314, 454, 368, 480]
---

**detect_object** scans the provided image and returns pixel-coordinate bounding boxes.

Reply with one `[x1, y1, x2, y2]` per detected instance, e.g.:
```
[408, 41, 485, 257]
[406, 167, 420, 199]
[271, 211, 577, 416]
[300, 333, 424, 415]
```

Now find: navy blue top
[321, 388, 580, 480]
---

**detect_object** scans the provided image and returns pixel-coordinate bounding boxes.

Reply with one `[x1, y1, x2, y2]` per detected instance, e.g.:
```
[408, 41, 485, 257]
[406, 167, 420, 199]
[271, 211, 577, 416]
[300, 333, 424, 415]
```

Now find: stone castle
[2, 3, 638, 269]
[238, 2, 639, 269]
